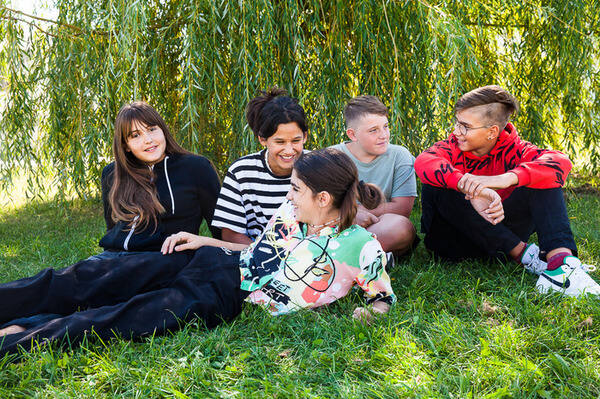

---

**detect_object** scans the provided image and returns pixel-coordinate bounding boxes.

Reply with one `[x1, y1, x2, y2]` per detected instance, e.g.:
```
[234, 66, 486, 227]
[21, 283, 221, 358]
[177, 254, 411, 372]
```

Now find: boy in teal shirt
[331, 95, 417, 255]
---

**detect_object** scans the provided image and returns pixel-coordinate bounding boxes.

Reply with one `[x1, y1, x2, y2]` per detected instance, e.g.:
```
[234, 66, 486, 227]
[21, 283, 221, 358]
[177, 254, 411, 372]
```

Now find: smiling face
[453, 106, 499, 157]
[286, 170, 320, 225]
[259, 122, 306, 176]
[346, 113, 390, 162]
[125, 119, 167, 165]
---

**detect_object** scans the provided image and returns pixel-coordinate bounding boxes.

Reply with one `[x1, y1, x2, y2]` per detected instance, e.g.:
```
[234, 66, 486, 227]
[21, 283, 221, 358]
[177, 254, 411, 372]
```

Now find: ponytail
[338, 180, 358, 232]
[357, 180, 384, 210]
[337, 180, 383, 231]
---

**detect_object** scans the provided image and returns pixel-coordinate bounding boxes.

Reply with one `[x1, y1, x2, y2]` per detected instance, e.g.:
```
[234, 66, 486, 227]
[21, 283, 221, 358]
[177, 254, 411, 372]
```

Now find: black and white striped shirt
[211, 150, 291, 240]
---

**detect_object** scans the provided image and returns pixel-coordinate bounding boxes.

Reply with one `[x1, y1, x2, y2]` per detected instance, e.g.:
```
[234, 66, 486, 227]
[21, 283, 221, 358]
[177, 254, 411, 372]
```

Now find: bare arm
[161, 232, 248, 254]
[355, 196, 415, 228]
[221, 227, 253, 245]
[367, 196, 415, 218]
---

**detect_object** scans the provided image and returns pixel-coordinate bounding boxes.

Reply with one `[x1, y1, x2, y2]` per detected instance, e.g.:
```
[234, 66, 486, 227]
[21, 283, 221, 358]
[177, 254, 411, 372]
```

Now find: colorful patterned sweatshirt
[414, 123, 572, 200]
[238, 200, 396, 315]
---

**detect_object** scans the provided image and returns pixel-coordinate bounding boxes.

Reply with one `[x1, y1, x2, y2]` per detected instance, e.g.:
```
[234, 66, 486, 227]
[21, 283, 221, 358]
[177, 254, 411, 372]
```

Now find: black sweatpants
[0, 247, 245, 356]
[420, 185, 577, 261]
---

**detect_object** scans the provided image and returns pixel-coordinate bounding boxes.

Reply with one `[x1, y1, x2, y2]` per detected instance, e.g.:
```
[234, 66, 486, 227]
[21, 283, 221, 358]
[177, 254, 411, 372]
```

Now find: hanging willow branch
[1, 0, 599, 198]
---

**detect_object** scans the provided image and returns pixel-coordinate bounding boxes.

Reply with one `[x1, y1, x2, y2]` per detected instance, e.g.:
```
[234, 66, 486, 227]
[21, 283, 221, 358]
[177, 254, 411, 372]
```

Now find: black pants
[0, 247, 245, 356]
[420, 185, 577, 261]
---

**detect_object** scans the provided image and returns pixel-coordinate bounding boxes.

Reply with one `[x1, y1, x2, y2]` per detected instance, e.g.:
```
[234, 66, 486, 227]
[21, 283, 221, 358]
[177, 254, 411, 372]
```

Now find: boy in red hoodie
[415, 85, 599, 297]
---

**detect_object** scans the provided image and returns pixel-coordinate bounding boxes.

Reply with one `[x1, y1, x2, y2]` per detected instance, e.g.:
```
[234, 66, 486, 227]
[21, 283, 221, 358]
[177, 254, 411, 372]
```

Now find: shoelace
[564, 261, 596, 273]
[525, 257, 547, 274]
[581, 263, 597, 273]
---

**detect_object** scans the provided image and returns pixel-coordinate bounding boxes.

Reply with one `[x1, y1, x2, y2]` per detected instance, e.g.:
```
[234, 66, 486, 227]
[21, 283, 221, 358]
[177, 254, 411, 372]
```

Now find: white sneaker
[536, 256, 600, 297]
[521, 243, 547, 275]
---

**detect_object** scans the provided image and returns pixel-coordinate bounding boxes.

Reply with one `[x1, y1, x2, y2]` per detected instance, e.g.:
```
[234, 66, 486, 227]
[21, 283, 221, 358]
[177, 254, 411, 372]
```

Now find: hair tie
[346, 179, 358, 194]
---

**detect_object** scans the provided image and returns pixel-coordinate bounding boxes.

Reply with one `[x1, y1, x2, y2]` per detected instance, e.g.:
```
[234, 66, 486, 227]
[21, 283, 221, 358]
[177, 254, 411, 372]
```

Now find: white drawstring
[123, 215, 139, 251]
[163, 156, 175, 214]
[123, 157, 174, 250]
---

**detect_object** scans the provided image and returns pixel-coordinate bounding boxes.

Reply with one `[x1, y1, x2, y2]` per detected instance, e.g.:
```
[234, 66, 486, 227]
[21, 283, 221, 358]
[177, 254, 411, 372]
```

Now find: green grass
[1, 193, 600, 398]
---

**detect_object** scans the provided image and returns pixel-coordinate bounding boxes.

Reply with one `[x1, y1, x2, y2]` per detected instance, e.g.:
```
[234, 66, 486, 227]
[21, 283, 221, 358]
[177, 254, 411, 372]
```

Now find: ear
[317, 191, 333, 208]
[301, 132, 308, 144]
[487, 125, 500, 141]
[258, 136, 268, 147]
[346, 128, 358, 142]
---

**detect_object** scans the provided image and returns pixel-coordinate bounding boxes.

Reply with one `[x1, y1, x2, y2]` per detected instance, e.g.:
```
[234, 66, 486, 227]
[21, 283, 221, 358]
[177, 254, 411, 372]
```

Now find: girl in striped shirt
[211, 87, 308, 244]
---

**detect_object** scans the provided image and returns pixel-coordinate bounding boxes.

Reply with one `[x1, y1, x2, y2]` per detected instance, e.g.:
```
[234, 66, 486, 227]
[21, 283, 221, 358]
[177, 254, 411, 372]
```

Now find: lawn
[0, 192, 599, 398]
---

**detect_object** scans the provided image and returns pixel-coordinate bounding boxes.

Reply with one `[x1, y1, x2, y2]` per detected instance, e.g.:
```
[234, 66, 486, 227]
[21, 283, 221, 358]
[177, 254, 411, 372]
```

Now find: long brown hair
[293, 148, 383, 231]
[109, 101, 189, 231]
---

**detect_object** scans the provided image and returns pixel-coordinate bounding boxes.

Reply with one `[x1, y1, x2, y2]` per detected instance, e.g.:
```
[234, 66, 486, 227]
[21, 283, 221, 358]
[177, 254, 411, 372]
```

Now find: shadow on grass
[0, 198, 105, 281]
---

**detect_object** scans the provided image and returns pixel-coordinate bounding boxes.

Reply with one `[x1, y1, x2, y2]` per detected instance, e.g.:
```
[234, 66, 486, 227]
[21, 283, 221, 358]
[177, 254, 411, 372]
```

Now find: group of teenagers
[0, 84, 598, 358]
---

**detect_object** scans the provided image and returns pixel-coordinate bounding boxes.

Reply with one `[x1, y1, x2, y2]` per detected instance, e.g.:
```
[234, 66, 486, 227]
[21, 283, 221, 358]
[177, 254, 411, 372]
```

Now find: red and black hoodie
[415, 123, 572, 200]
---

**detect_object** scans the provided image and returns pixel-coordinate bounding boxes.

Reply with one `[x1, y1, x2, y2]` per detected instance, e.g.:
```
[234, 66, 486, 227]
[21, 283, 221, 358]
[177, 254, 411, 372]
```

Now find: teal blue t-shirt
[331, 142, 417, 201]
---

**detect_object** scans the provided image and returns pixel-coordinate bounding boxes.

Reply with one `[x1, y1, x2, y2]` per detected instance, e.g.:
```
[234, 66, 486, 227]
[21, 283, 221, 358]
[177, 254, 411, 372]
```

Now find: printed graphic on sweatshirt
[239, 201, 396, 315]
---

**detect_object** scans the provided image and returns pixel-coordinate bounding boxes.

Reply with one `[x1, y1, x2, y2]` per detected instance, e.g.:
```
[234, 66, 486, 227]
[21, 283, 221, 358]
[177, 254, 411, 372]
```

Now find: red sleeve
[508, 140, 572, 188]
[415, 139, 464, 190]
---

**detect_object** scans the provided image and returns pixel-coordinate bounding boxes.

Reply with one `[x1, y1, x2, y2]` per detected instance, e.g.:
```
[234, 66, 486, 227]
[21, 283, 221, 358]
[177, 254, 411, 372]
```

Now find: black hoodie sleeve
[101, 163, 116, 231]
[197, 157, 222, 239]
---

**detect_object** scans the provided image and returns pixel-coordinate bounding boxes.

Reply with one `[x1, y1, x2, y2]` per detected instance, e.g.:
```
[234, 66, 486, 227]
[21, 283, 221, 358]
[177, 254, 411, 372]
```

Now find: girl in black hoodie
[0, 101, 220, 336]
[96, 101, 220, 255]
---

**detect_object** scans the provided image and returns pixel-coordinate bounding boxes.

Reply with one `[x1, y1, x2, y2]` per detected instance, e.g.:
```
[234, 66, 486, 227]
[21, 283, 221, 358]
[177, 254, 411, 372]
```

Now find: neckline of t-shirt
[260, 149, 292, 179]
[339, 141, 387, 167]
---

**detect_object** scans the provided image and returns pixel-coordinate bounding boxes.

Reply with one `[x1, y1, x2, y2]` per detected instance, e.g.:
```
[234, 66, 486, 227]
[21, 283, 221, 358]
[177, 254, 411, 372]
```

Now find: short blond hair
[344, 95, 388, 128]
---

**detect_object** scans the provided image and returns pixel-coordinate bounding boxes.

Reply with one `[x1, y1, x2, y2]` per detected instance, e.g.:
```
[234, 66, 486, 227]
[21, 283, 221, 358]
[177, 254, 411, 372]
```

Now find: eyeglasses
[453, 119, 492, 136]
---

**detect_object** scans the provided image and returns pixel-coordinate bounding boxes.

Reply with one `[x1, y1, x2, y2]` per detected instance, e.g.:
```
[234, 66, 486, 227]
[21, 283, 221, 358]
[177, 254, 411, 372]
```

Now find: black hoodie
[99, 153, 221, 252]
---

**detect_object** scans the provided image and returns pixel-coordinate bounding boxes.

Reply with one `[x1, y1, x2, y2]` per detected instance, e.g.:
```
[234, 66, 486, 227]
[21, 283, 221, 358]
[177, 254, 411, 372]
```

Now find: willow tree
[1, 0, 599, 197]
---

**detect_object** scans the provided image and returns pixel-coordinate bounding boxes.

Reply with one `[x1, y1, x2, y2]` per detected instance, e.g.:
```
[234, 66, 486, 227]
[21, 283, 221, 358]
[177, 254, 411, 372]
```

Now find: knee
[368, 214, 416, 252]
[513, 186, 564, 199]
[389, 214, 416, 243]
